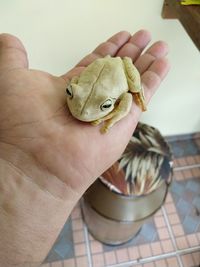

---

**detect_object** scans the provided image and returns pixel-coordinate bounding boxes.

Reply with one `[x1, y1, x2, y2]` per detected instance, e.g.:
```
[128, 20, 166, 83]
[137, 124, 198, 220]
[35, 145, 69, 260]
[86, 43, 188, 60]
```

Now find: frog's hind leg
[100, 92, 132, 133]
[123, 57, 146, 111]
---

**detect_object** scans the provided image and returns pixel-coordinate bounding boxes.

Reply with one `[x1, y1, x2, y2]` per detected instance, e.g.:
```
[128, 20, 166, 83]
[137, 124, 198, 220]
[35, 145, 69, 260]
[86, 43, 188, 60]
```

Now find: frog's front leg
[123, 57, 146, 111]
[71, 76, 79, 84]
[97, 92, 132, 133]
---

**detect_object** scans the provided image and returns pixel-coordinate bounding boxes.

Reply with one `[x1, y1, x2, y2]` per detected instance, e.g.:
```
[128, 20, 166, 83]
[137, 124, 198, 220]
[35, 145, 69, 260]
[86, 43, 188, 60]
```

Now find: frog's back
[78, 56, 127, 97]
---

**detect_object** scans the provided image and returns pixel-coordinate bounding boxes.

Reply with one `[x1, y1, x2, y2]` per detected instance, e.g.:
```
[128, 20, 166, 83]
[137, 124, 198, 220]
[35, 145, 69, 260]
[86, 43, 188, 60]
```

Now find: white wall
[0, 0, 199, 135]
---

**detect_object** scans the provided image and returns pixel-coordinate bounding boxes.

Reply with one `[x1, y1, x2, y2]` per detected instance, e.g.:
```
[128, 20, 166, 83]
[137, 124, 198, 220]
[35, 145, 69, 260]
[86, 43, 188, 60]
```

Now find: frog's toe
[134, 93, 147, 111]
[100, 125, 109, 134]
[91, 119, 102, 126]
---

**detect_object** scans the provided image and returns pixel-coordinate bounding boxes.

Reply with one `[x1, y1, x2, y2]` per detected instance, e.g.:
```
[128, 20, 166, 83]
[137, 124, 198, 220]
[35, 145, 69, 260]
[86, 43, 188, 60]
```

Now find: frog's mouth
[72, 112, 105, 122]
[69, 105, 110, 122]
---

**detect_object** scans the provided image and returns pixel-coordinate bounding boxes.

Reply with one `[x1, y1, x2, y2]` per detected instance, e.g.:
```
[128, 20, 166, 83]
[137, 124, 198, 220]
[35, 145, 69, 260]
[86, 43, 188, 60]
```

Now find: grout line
[83, 224, 93, 267]
[107, 262, 136, 267]
[107, 246, 200, 267]
[177, 246, 200, 254]
[174, 163, 200, 171]
[106, 246, 200, 267]
[106, 251, 181, 267]
[162, 206, 183, 267]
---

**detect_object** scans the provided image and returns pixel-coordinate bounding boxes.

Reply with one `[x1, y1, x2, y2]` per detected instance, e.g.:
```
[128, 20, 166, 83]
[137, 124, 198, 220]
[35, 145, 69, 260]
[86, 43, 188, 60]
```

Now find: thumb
[0, 33, 28, 73]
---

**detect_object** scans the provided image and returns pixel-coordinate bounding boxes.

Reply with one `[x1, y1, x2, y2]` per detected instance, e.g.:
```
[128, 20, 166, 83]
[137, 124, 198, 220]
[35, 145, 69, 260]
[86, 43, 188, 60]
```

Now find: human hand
[0, 30, 170, 200]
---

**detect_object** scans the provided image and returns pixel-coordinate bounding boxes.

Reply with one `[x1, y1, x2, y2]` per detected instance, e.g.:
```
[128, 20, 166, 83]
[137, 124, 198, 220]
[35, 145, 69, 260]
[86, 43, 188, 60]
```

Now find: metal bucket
[82, 178, 169, 245]
[81, 123, 172, 245]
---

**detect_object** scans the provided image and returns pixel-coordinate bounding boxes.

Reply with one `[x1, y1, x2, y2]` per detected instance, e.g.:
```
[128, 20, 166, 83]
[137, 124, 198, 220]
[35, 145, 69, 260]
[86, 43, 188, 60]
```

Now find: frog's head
[66, 83, 115, 121]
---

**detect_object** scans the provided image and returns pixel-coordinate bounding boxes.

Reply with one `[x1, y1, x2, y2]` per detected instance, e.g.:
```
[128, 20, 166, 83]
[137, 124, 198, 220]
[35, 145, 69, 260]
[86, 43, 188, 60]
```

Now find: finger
[0, 33, 28, 73]
[142, 57, 170, 102]
[134, 41, 169, 75]
[116, 29, 151, 61]
[121, 57, 170, 136]
[76, 31, 131, 67]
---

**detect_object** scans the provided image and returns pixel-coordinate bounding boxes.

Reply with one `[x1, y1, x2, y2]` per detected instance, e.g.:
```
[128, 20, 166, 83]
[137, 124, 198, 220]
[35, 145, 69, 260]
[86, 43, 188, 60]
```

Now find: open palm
[0, 30, 169, 200]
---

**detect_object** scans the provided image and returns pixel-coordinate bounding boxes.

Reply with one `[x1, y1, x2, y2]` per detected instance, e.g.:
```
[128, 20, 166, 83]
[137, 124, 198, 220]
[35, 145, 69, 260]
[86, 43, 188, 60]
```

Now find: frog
[66, 55, 146, 133]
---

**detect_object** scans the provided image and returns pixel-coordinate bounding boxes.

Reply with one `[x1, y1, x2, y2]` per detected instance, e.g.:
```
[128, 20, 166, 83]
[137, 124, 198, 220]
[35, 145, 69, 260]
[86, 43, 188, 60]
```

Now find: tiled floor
[42, 133, 200, 267]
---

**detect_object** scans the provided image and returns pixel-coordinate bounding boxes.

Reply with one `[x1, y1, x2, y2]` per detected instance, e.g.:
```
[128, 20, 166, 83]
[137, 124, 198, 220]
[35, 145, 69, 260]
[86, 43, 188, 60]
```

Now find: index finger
[76, 31, 131, 67]
[0, 33, 28, 74]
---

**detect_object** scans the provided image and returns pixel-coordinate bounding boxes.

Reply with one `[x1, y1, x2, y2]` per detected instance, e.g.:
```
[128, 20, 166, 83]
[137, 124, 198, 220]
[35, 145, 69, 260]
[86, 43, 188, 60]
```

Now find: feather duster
[100, 123, 173, 196]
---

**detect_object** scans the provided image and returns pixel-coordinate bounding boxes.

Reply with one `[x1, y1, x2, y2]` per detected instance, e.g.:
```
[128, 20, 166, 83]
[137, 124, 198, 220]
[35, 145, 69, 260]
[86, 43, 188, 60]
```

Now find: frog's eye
[66, 84, 73, 99]
[100, 99, 113, 111]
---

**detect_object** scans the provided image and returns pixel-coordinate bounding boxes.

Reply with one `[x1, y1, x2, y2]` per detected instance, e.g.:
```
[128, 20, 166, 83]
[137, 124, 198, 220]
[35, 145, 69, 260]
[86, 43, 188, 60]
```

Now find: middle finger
[117, 29, 151, 61]
[134, 41, 169, 75]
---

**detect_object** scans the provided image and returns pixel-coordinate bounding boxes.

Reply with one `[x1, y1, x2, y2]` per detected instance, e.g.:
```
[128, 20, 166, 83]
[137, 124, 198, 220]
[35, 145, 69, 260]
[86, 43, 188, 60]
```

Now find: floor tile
[63, 258, 76, 267]
[44, 218, 74, 262]
[74, 243, 87, 257]
[187, 234, 199, 247]
[73, 229, 85, 243]
[176, 236, 189, 250]
[128, 246, 140, 261]
[92, 253, 105, 267]
[104, 251, 117, 265]
[150, 241, 163, 256]
[191, 251, 200, 266]
[157, 227, 170, 240]
[90, 240, 104, 254]
[76, 255, 89, 267]
[72, 218, 84, 231]
[161, 239, 174, 253]
[51, 261, 63, 267]
[116, 248, 129, 263]
[165, 256, 180, 267]
[168, 137, 199, 158]
[181, 253, 196, 267]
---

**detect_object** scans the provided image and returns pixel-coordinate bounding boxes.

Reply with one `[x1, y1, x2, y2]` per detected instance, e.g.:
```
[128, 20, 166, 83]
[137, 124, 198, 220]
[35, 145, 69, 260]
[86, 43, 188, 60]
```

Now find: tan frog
[66, 55, 146, 133]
